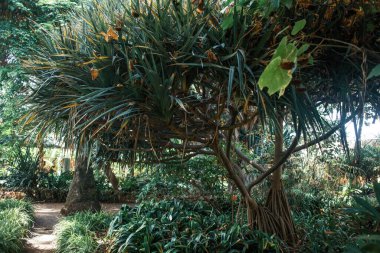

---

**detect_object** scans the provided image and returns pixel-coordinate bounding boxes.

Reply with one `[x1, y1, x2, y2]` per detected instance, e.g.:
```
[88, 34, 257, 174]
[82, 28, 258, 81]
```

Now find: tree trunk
[37, 141, 44, 170]
[61, 155, 101, 216]
[104, 162, 119, 193]
[62, 158, 71, 172]
[265, 112, 297, 244]
[353, 109, 363, 166]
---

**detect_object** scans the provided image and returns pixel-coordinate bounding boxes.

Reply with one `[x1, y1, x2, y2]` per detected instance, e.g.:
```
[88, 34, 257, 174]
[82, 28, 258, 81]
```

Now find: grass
[0, 199, 34, 253]
[55, 211, 112, 253]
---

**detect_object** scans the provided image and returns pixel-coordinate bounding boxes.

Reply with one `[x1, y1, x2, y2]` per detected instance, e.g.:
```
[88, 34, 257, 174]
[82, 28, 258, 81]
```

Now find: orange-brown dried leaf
[107, 27, 119, 41]
[206, 50, 218, 62]
[280, 60, 295, 70]
[91, 68, 99, 80]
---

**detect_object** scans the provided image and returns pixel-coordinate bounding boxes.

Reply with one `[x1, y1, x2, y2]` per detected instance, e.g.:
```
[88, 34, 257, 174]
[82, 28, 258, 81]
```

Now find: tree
[24, 0, 380, 243]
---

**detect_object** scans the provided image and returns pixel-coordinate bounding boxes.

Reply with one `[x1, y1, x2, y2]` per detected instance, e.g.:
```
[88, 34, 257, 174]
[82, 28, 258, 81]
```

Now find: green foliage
[294, 210, 353, 252]
[56, 211, 112, 253]
[5, 146, 40, 188]
[291, 19, 306, 36]
[348, 182, 380, 230]
[343, 183, 380, 252]
[119, 175, 147, 193]
[367, 64, 380, 80]
[0, 198, 34, 216]
[258, 36, 307, 96]
[137, 157, 226, 201]
[4, 145, 73, 191]
[93, 169, 114, 198]
[36, 170, 73, 190]
[107, 200, 281, 252]
[356, 145, 380, 181]
[23, 0, 335, 165]
[0, 199, 34, 253]
[0, 0, 77, 165]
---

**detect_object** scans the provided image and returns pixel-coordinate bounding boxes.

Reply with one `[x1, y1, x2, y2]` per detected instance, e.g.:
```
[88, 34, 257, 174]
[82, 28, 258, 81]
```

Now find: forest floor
[23, 203, 123, 253]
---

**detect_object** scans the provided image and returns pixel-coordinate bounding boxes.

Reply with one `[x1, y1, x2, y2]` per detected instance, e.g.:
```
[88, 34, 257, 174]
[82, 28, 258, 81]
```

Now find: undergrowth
[55, 211, 112, 253]
[107, 199, 282, 253]
[0, 199, 34, 253]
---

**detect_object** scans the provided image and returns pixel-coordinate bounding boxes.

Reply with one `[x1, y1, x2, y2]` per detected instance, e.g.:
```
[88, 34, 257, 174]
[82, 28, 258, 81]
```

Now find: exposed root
[264, 185, 297, 245]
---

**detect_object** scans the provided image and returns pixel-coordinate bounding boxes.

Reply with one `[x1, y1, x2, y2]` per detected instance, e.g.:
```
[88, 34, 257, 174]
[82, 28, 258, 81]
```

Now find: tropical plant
[55, 211, 112, 253]
[107, 199, 281, 252]
[136, 156, 226, 201]
[5, 145, 40, 188]
[343, 183, 380, 252]
[0, 199, 34, 253]
[349, 183, 380, 232]
[23, 0, 380, 243]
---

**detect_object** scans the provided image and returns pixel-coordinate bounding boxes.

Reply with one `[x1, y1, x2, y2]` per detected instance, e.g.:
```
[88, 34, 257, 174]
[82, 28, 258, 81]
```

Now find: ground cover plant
[107, 199, 282, 253]
[55, 211, 112, 253]
[0, 199, 34, 253]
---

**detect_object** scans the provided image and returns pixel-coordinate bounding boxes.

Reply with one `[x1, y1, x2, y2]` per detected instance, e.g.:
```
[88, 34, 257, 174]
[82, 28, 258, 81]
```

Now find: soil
[23, 202, 124, 253]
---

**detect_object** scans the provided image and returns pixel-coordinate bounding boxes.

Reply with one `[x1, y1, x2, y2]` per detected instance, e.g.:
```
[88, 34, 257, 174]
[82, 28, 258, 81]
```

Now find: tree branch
[292, 111, 357, 153]
[234, 147, 266, 173]
[248, 126, 302, 190]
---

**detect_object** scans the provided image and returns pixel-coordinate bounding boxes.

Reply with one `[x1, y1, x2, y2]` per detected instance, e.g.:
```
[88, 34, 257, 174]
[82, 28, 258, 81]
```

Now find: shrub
[0, 199, 34, 253]
[5, 146, 39, 188]
[107, 200, 281, 253]
[55, 211, 112, 253]
[0, 198, 34, 216]
[5, 145, 73, 193]
[119, 175, 148, 194]
[135, 157, 226, 202]
[294, 210, 353, 252]
[343, 183, 380, 252]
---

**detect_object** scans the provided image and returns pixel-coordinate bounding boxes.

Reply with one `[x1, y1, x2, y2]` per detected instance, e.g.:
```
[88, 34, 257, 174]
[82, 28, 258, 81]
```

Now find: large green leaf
[273, 37, 297, 61]
[368, 64, 380, 80]
[291, 19, 306, 36]
[258, 56, 292, 96]
[353, 196, 380, 221]
[258, 37, 298, 96]
[221, 14, 234, 30]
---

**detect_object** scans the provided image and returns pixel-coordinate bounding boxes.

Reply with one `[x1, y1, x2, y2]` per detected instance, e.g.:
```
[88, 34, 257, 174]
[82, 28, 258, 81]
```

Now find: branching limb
[248, 126, 302, 190]
[292, 111, 357, 153]
[234, 147, 266, 173]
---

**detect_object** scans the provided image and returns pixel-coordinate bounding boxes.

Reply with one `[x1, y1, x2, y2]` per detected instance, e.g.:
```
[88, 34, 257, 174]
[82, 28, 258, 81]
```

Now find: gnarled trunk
[61, 155, 101, 216]
[265, 111, 296, 244]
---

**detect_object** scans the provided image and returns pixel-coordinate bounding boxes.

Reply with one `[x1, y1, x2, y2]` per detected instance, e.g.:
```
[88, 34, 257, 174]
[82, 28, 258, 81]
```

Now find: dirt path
[23, 203, 123, 253]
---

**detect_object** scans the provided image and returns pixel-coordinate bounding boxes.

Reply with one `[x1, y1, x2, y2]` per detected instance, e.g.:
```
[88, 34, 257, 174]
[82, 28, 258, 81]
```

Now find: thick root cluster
[251, 186, 297, 245]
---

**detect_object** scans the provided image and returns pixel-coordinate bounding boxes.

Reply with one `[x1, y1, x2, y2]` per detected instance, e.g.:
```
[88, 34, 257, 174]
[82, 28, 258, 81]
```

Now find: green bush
[0, 199, 34, 253]
[107, 200, 281, 253]
[35, 170, 73, 190]
[119, 175, 148, 194]
[294, 210, 353, 252]
[5, 146, 39, 188]
[55, 211, 112, 253]
[0, 198, 34, 216]
[135, 157, 226, 202]
[4, 145, 73, 192]
[343, 183, 380, 252]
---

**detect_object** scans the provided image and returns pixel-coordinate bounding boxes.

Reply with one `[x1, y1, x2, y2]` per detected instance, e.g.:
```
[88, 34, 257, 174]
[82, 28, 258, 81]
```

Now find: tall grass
[0, 199, 34, 253]
[55, 211, 112, 253]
